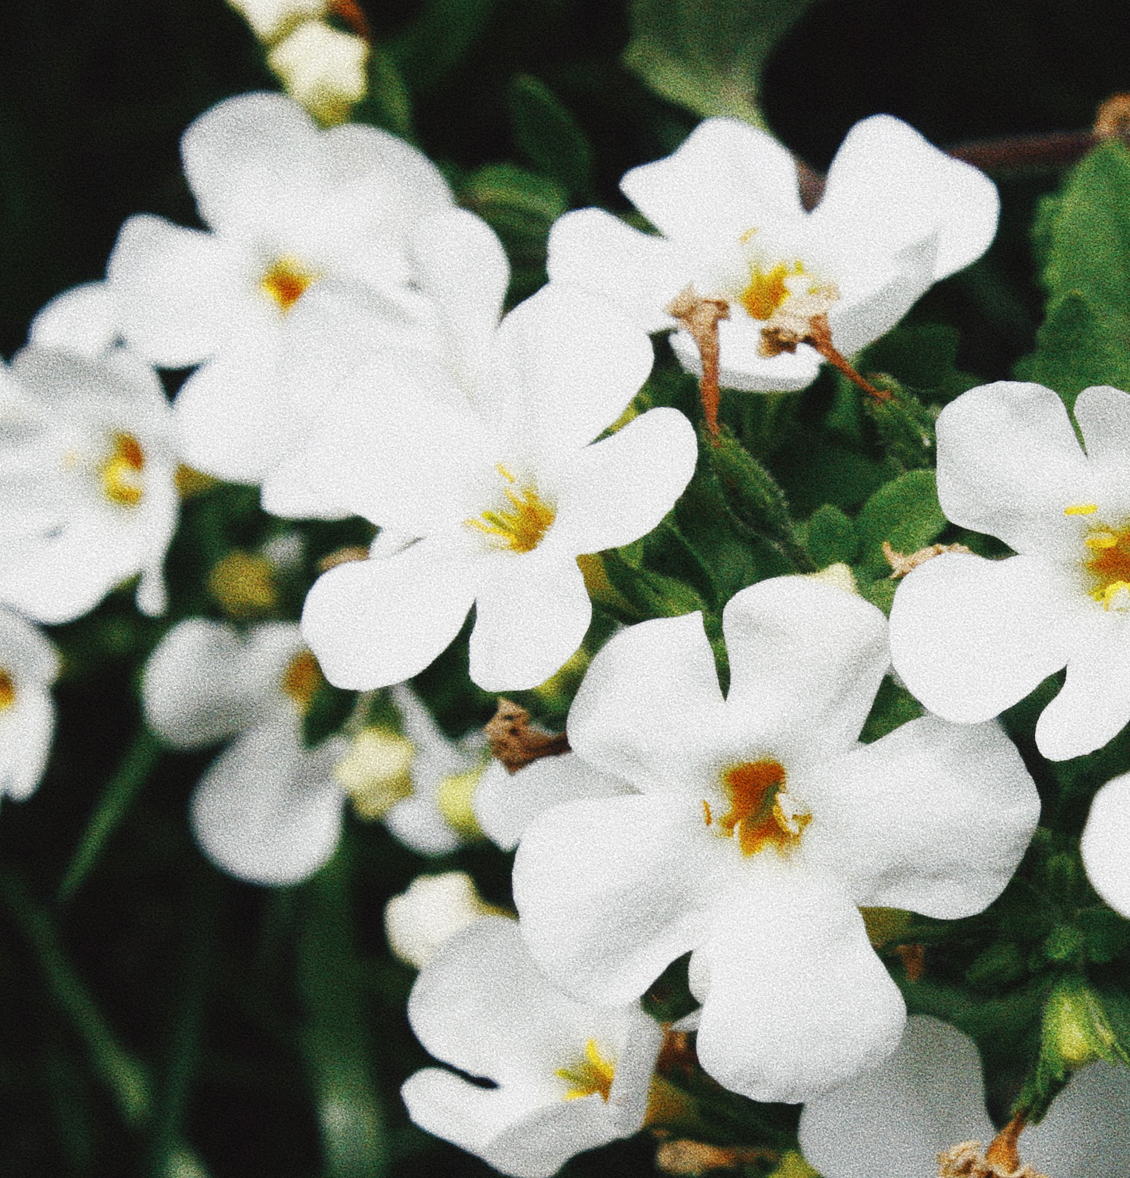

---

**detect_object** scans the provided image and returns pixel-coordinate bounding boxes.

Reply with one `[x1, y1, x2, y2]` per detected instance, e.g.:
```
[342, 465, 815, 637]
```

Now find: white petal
[620, 118, 804, 249]
[804, 716, 1039, 918]
[547, 209, 685, 333]
[468, 556, 592, 692]
[671, 318, 823, 394]
[143, 619, 264, 748]
[1081, 772, 1130, 917]
[1074, 384, 1130, 478]
[513, 794, 730, 1004]
[0, 606, 59, 685]
[474, 754, 630, 852]
[1026, 1062, 1130, 1177]
[0, 690, 54, 801]
[550, 407, 697, 555]
[799, 1015, 995, 1178]
[889, 553, 1073, 723]
[383, 795, 462, 856]
[936, 382, 1092, 555]
[486, 286, 654, 452]
[693, 873, 905, 1103]
[722, 576, 889, 758]
[29, 283, 120, 358]
[108, 215, 247, 366]
[301, 542, 477, 689]
[1036, 628, 1130, 760]
[567, 612, 724, 792]
[189, 720, 344, 885]
[813, 115, 998, 281]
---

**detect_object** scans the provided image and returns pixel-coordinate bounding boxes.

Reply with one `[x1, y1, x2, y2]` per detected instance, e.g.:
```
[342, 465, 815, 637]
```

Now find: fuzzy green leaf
[855, 469, 946, 576]
[804, 504, 858, 568]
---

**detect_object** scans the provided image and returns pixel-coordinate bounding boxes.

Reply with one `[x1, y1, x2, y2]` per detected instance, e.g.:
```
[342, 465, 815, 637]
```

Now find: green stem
[59, 727, 162, 903]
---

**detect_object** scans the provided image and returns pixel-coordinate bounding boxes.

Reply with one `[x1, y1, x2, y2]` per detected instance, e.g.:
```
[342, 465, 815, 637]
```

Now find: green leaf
[508, 74, 594, 198]
[623, 0, 818, 126]
[352, 43, 415, 141]
[459, 163, 567, 267]
[1017, 140, 1130, 407]
[804, 504, 858, 568]
[303, 681, 355, 749]
[855, 469, 946, 576]
[388, 0, 499, 94]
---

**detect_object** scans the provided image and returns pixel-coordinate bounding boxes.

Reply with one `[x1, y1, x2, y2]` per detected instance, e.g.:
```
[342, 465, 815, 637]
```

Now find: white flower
[512, 576, 1039, 1103]
[30, 282, 120, 360]
[106, 92, 453, 484]
[1081, 771, 1130, 918]
[268, 21, 369, 125]
[547, 115, 997, 392]
[0, 607, 58, 802]
[0, 345, 178, 622]
[402, 916, 662, 1178]
[143, 618, 346, 885]
[799, 1015, 1130, 1178]
[296, 284, 697, 692]
[384, 871, 499, 969]
[890, 381, 1130, 761]
[227, 0, 326, 42]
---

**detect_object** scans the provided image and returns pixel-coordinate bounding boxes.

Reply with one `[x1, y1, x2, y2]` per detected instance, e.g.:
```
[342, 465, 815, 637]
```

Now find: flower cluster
[8, 65, 1130, 1178]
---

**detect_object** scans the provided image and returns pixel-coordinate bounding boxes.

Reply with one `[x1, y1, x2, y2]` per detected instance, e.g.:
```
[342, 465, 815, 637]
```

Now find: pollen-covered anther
[100, 432, 146, 507]
[1078, 516, 1130, 610]
[556, 1039, 615, 1102]
[281, 648, 323, 715]
[709, 759, 810, 857]
[0, 668, 15, 712]
[465, 465, 556, 553]
[260, 256, 318, 312]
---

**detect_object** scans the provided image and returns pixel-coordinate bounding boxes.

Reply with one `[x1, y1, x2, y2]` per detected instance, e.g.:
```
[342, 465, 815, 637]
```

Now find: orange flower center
[260, 257, 317, 313]
[281, 649, 323, 714]
[0, 668, 14, 711]
[704, 759, 809, 857]
[1067, 505, 1130, 610]
[99, 432, 146, 508]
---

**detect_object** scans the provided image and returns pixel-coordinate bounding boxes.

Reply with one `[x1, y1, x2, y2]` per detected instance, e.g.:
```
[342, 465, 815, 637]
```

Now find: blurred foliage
[4, 0, 1130, 1175]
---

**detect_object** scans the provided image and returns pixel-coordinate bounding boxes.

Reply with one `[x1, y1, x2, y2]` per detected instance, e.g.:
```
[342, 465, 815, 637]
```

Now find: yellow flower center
[1068, 504, 1130, 610]
[281, 649, 323, 715]
[705, 759, 810, 857]
[464, 465, 556, 553]
[740, 260, 806, 321]
[0, 668, 15, 711]
[260, 257, 318, 313]
[556, 1039, 615, 1102]
[99, 432, 146, 508]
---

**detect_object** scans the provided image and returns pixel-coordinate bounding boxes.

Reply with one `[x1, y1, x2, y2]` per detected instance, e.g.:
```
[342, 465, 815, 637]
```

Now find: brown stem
[666, 286, 730, 439]
[984, 1113, 1026, 1173]
[806, 314, 891, 402]
[485, 699, 570, 772]
[328, 0, 371, 40]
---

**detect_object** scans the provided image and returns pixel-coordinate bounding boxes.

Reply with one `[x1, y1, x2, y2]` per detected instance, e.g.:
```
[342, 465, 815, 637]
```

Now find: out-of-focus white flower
[29, 282, 120, 360]
[402, 916, 662, 1178]
[268, 21, 368, 125]
[890, 381, 1130, 761]
[228, 0, 326, 41]
[548, 115, 997, 393]
[296, 283, 696, 692]
[1081, 771, 1130, 917]
[0, 346, 178, 622]
[385, 871, 500, 969]
[799, 1015, 1130, 1178]
[144, 618, 345, 885]
[0, 607, 58, 802]
[106, 92, 453, 485]
[513, 576, 1039, 1103]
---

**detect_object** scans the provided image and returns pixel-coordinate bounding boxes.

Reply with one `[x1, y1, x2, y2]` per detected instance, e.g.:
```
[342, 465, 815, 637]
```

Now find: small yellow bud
[207, 551, 277, 617]
[333, 728, 415, 820]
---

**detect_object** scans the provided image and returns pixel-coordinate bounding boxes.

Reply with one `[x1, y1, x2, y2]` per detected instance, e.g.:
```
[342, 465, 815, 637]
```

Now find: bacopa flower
[0, 345, 178, 622]
[296, 285, 697, 692]
[513, 576, 1039, 1103]
[1081, 771, 1130, 918]
[799, 1015, 1130, 1178]
[0, 607, 58, 803]
[547, 115, 997, 392]
[106, 91, 453, 484]
[890, 382, 1130, 761]
[402, 916, 662, 1178]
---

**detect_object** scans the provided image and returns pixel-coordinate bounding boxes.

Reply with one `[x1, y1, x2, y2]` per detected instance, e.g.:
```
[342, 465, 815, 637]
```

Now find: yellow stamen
[1065, 503, 1098, 516]
[100, 432, 145, 507]
[281, 649, 323, 715]
[710, 760, 809, 857]
[464, 464, 555, 554]
[556, 1039, 615, 1102]
[702, 798, 713, 826]
[260, 257, 317, 312]
[739, 260, 805, 321]
[0, 668, 15, 711]
[1082, 518, 1130, 609]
